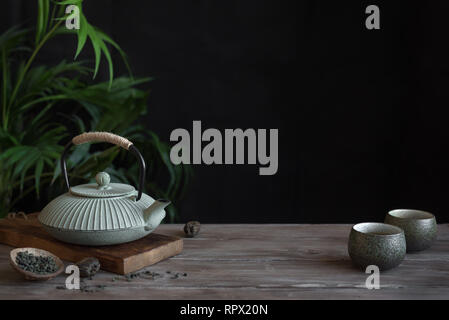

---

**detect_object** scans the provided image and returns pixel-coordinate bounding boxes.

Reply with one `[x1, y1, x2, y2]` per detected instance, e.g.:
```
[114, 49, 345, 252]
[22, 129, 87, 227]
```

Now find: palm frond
[0, 1, 192, 220]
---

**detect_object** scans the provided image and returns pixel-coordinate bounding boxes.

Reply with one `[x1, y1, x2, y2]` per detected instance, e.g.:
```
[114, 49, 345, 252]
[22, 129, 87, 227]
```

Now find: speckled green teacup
[348, 222, 406, 271]
[385, 209, 437, 252]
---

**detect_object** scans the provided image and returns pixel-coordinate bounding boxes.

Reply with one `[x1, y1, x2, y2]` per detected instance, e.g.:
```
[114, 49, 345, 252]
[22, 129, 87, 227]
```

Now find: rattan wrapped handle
[72, 132, 133, 150]
[61, 132, 146, 201]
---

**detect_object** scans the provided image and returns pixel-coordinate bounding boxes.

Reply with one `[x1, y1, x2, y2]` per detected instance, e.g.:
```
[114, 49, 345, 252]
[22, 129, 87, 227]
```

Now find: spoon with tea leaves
[10, 248, 64, 281]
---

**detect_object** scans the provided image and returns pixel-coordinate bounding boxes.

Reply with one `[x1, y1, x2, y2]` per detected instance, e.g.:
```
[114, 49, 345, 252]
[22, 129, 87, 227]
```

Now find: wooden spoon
[10, 248, 64, 281]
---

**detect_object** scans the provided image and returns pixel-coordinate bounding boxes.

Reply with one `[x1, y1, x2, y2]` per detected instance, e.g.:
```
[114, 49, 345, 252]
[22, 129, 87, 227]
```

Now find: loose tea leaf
[184, 221, 201, 237]
[79, 284, 107, 293]
[110, 269, 177, 282]
[15, 251, 58, 275]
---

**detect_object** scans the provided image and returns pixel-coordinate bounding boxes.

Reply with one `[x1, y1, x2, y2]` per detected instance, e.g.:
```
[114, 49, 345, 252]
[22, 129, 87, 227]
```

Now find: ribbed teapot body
[37, 133, 170, 246]
[39, 192, 154, 231]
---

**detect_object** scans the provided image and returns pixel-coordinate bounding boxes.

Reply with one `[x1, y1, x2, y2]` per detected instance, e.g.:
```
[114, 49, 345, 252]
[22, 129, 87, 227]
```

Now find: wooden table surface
[0, 224, 448, 299]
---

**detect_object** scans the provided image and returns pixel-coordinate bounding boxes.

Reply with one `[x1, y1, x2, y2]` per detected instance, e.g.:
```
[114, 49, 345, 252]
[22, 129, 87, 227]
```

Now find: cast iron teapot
[38, 132, 170, 246]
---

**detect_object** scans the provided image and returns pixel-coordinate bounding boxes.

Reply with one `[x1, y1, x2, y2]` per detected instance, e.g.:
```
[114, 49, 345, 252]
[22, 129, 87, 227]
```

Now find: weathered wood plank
[0, 223, 448, 299]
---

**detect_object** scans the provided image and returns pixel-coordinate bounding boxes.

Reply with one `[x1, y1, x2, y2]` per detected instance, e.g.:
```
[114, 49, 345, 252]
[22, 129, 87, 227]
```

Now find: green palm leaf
[0, 1, 191, 219]
[36, 0, 50, 45]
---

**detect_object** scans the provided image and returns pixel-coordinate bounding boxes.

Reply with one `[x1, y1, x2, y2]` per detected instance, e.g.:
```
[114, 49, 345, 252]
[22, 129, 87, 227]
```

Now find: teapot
[38, 132, 171, 246]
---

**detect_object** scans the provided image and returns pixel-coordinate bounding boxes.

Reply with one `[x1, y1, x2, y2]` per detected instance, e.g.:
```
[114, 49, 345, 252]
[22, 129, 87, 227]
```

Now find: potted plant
[0, 0, 191, 221]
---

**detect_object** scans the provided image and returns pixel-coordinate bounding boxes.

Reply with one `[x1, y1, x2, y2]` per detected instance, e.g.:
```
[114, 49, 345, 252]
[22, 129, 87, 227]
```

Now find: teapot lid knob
[96, 172, 111, 189]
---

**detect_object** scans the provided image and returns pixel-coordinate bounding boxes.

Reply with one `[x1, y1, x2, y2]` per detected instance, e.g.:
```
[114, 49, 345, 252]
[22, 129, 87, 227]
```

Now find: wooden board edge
[0, 226, 121, 272]
[122, 238, 184, 275]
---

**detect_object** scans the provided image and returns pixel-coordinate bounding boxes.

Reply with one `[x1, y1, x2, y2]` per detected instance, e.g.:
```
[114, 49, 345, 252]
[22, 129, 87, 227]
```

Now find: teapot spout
[143, 199, 170, 231]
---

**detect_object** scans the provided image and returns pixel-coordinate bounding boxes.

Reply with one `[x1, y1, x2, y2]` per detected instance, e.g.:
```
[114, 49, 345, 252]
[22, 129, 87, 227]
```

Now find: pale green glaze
[38, 172, 170, 246]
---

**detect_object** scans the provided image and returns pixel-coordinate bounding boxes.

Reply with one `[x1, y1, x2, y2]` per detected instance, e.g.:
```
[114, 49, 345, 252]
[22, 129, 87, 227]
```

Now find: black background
[2, 1, 449, 223]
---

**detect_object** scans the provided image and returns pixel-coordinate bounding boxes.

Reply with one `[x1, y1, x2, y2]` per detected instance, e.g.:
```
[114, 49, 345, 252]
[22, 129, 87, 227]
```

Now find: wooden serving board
[0, 213, 183, 275]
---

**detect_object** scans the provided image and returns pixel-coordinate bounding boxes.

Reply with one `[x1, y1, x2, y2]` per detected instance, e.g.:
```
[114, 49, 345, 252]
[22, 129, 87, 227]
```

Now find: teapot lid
[69, 172, 136, 198]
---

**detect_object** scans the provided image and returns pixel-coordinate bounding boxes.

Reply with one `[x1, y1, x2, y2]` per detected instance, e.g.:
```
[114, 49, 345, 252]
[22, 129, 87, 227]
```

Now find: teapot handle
[61, 132, 146, 201]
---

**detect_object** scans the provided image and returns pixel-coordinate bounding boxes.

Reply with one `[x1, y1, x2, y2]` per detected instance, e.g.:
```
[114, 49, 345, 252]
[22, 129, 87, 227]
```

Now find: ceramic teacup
[385, 209, 437, 252]
[348, 222, 406, 271]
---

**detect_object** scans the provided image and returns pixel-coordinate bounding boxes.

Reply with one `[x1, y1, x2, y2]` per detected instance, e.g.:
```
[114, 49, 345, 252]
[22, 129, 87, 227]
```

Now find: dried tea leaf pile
[15, 251, 58, 274]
